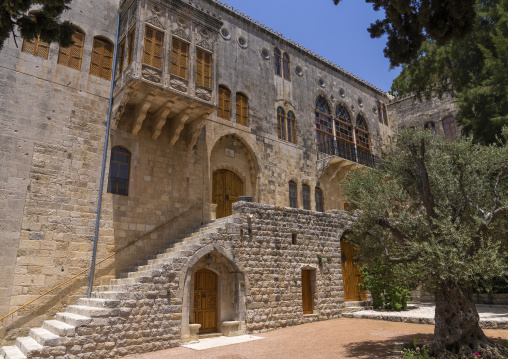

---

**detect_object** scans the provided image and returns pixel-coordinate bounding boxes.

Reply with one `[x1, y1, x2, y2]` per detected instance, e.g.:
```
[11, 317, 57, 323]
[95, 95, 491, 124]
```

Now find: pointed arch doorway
[213, 169, 243, 218]
[193, 268, 218, 334]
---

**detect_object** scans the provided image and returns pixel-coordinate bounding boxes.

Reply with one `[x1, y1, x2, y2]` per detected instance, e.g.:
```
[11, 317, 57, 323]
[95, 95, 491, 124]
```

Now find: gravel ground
[120, 317, 508, 359]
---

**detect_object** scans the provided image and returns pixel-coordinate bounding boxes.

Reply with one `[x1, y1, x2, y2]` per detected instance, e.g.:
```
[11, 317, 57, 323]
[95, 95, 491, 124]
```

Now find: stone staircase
[341, 300, 373, 314]
[0, 216, 238, 359]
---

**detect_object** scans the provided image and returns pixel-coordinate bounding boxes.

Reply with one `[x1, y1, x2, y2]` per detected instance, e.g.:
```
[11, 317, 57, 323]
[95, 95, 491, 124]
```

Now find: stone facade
[0, 0, 459, 352]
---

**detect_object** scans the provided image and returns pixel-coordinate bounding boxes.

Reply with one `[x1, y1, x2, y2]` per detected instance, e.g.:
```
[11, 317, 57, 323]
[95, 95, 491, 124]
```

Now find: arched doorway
[193, 268, 218, 334]
[341, 241, 367, 302]
[213, 169, 243, 218]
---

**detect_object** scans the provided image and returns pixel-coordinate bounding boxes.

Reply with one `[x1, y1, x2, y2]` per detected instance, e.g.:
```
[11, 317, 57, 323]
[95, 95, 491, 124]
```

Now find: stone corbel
[111, 89, 134, 130]
[151, 101, 174, 140]
[168, 107, 193, 146]
[187, 112, 212, 150]
[131, 94, 155, 135]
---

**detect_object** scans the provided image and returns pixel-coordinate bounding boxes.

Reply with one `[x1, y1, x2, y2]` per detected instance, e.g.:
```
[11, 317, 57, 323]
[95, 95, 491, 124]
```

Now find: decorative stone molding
[196, 87, 212, 101]
[197, 39, 213, 51]
[142, 65, 162, 83]
[170, 78, 188, 92]
[146, 15, 164, 30]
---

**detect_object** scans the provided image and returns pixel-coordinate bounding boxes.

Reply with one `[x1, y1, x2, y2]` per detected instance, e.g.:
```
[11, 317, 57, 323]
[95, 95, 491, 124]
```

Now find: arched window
[287, 111, 296, 144]
[274, 48, 282, 76]
[236, 93, 249, 126]
[335, 105, 353, 143]
[315, 96, 333, 153]
[442, 116, 457, 142]
[21, 13, 50, 59]
[277, 107, 286, 141]
[90, 37, 114, 80]
[218, 85, 231, 120]
[171, 37, 189, 79]
[315, 187, 324, 212]
[289, 181, 297, 208]
[143, 26, 164, 70]
[424, 121, 437, 134]
[108, 147, 131, 196]
[355, 114, 370, 151]
[302, 184, 310, 210]
[57, 26, 85, 70]
[283, 53, 291, 81]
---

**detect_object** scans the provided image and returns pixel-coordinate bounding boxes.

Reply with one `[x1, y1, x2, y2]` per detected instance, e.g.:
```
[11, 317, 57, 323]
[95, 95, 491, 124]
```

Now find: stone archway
[179, 245, 248, 341]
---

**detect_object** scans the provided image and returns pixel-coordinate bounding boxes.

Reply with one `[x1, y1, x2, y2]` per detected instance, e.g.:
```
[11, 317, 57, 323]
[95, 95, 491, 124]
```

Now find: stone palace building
[0, 0, 457, 357]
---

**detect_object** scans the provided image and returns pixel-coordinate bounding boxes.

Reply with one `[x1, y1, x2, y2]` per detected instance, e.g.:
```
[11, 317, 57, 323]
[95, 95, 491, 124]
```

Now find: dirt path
[120, 318, 508, 359]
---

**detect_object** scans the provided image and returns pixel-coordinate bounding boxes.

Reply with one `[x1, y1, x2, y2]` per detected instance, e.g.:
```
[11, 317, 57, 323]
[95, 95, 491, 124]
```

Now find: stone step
[91, 291, 129, 300]
[67, 305, 112, 317]
[0, 346, 26, 359]
[15, 337, 42, 357]
[29, 328, 61, 347]
[77, 298, 120, 308]
[127, 270, 154, 279]
[42, 320, 75, 337]
[55, 312, 92, 327]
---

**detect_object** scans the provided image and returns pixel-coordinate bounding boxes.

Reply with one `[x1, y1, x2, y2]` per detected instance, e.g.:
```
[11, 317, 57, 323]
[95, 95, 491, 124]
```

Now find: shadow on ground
[344, 334, 434, 358]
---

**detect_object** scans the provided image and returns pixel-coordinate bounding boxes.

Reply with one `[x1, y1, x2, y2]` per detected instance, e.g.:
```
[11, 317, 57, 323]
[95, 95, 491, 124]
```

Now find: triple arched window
[288, 181, 324, 211]
[277, 107, 297, 144]
[274, 48, 291, 81]
[108, 147, 131, 196]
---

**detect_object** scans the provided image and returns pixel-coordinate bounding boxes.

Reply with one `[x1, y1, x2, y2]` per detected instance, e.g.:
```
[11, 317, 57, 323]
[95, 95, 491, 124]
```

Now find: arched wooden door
[193, 269, 218, 334]
[213, 169, 243, 218]
[341, 241, 367, 302]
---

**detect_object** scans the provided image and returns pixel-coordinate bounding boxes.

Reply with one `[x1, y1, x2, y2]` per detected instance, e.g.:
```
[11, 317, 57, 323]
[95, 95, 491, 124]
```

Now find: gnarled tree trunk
[433, 282, 502, 358]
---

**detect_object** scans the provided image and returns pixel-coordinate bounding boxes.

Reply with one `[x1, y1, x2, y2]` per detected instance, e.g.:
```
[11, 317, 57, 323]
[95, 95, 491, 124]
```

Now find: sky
[218, 0, 401, 92]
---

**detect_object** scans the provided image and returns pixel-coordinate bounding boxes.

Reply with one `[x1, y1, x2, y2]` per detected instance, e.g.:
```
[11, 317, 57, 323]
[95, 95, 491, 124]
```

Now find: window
[315, 96, 333, 152]
[424, 121, 437, 134]
[57, 27, 85, 70]
[170, 37, 189, 79]
[21, 35, 50, 59]
[382, 105, 389, 126]
[335, 105, 353, 143]
[277, 107, 286, 141]
[218, 86, 231, 120]
[90, 37, 114, 80]
[274, 48, 282, 76]
[108, 147, 131, 196]
[287, 111, 296, 144]
[315, 187, 324, 212]
[236, 93, 248, 126]
[355, 114, 370, 151]
[283, 53, 290, 81]
[143, 26, 163, 69]
[117, 38, 125, 75]
[377, 101, 389, 126]
[127, 27, 136, 65]
[302, 185, 310, 210]
[442, 116, 457, 142]
[196, 49, 212, 88]
[289, 181, 297, 208]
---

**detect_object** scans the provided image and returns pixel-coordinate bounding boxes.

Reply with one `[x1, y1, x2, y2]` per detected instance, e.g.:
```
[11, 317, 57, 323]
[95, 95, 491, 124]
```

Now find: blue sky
[219, 0, 401, 92]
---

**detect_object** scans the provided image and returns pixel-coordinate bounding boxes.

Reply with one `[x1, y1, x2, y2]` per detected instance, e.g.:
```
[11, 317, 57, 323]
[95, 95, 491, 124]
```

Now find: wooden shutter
[128, 27, 135, 64]
[22, 36, 49, 59]
[196, 49, 212, 88]
[218, 86, 231, 120]
[58, 30, 84, 70]
[90, 38, 114, 80]
[118, 39, 125, 74]
[196, 49, 203, 86]
[236, 93, 248, 126]
[171, 38, 189, 79]
[204, 51, 211, 88]
[143, 26, 163, 69]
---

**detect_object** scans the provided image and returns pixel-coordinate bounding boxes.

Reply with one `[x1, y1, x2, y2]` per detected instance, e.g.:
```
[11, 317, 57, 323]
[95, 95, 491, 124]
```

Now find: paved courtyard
[120, 316, 508, 359]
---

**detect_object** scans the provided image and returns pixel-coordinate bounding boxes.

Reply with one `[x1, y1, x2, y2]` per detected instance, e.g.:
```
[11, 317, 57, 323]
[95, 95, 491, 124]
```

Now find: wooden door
[301, 269, 313, 314]
[341, 241, 367, 302]
[193, 269, 218, 334]
[213, 169, 243, 218]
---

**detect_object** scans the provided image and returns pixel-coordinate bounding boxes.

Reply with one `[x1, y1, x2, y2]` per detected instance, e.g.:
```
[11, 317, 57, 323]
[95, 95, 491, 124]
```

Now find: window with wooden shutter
[196, 48, 212, 88]
[57, 28, 85, 70]
[117, 39, 125, 74]
[90, 37, 114, 80]
[22, 36, 50, 59]
[170, 37, 189, 79]
[235, 93, 248, 126]
[128, 27, 135, 64]
[143, 26, 163, 69]
[218, 85, 231, 120]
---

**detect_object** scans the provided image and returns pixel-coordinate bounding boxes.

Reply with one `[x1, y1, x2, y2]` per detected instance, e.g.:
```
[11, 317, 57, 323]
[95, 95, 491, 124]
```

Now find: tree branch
[408, 139, 437, 220]
[458, 165, 487, 217]
[376, 217, 410, 243]
[365, 230, 415, 264]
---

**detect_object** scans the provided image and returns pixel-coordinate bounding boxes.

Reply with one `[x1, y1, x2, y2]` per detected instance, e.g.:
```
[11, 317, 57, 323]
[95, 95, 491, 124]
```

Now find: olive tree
[344, 130, 508, 358]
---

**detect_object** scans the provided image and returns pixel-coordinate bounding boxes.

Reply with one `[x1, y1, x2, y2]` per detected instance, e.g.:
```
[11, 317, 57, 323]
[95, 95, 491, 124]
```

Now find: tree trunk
[433, 282, 502, 358]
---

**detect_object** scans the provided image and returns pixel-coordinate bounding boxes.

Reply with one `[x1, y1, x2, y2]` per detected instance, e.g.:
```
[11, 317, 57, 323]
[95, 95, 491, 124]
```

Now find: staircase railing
[0, 202, 202, 324]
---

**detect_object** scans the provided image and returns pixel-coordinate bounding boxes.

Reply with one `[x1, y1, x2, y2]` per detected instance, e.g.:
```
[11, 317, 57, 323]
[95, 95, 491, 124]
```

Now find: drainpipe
[87, 12, 121, 298]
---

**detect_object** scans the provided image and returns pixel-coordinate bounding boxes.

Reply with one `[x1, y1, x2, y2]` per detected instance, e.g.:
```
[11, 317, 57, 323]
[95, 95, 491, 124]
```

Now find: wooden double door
[193, 269, 218, 334]
[341, 241, 367, 302]
[213, 169, 243, 219]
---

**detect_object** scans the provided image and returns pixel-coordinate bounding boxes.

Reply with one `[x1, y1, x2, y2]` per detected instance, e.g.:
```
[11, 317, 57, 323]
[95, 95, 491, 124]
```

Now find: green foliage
[401, 344, 431, 359]
[333, 0, 477, 67]
[0, 0, 75, 50]
[344, 129, 508, 298]
[317, 253, 323, 266]
[359, 263, 416, 310]
[391, 0, 508, 145]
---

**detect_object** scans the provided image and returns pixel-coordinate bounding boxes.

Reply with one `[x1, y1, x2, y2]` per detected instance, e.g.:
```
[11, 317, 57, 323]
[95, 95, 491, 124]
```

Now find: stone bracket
[111, 88, 134, 130]
[151, 101, 174, 140]
[131, 94, 155, 135]
[168, 107, 193, 146]
[187, 112, 211, 150]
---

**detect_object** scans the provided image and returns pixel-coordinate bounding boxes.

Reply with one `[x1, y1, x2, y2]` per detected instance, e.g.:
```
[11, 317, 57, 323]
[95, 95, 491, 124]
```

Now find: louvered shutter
[180, 41, 188, 79]
[196, 49, 204, 86]
[90, 40, 103, 77]
[143, 26, 153, 65]
[153, 30, 163, 69]
[204, 52, 212, 88]
[170, 39, 179, 76]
